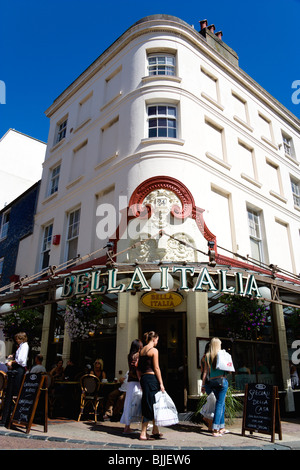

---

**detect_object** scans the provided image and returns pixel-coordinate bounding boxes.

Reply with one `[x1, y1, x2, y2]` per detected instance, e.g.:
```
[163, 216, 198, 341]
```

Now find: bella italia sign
[61, 266, 263, 299]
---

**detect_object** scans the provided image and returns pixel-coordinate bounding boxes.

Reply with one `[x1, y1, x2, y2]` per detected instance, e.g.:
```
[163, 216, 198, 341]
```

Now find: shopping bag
[200, 392, 216, 419]
[216, 349, 235, 372]
[153, 391, 179, 427]
[129, 387, 142, 422]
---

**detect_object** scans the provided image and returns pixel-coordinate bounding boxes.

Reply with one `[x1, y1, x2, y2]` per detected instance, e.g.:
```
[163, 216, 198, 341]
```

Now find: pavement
[0, 415, 300, 451]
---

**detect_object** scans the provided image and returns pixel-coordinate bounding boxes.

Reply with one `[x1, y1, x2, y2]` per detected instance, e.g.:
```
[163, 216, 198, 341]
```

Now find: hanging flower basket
[64, 295, 104, 341]
[0, 304, 42, 347]
[221, 294, 270, 340]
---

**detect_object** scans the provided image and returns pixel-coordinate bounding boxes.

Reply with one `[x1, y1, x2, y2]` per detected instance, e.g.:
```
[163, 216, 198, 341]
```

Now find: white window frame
[291, 177, 300, 208]
[48, 164, 61, 196]
[247, 208, 263, 263]
[66, 208, 80, 261]
[55, 118, 68, 145]
[147, 53, 176, 76]
[282, 132, 296, 160]
[40, 223, 53, 270]
[147, 104, 177, 138]
[0, 210, 10, 240]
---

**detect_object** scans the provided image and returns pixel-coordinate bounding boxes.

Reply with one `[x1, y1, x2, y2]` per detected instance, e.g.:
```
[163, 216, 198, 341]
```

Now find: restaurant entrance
[140, 311, 187, 412]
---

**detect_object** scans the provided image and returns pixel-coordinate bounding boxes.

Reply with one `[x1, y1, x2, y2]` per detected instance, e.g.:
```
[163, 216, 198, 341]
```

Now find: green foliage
[64, 295, 104, 341]
[1, 305, 42, 347]
[221, 294, 270, 339]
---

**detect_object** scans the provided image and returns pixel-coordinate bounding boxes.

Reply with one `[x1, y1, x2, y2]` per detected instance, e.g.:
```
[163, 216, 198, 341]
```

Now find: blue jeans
[205, 378, 228, 431]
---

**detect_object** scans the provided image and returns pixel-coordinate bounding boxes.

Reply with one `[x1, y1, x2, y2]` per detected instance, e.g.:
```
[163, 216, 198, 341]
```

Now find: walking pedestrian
[120, 339, 143, 434]
[138, 331, 165, 441]
[201, 337, 229, 437]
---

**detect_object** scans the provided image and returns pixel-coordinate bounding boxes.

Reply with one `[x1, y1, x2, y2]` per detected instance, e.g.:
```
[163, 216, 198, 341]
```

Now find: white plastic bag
[216, 349, 235, 372]
[154, 391, 179, 427]
[200, 392, 216, 419]
[129, 387, 142, 422]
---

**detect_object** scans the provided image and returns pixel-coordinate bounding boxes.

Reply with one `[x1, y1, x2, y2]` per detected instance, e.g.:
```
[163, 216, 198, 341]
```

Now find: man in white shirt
[7, 332, 29, 395]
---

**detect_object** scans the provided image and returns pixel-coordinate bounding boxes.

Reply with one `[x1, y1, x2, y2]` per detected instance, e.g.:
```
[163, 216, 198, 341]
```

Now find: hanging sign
[141, 291, 183, 309]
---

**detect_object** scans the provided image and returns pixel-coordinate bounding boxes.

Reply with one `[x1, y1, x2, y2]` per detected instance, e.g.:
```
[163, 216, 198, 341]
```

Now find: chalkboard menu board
[242, 383, 282, 443]
[8, 372, 48, 434]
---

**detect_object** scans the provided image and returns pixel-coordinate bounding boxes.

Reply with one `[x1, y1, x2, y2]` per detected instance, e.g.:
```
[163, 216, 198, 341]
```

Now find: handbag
[216, 349, 235, 372]
[153, 391, 179, 427]
[200, 392, 216, 419]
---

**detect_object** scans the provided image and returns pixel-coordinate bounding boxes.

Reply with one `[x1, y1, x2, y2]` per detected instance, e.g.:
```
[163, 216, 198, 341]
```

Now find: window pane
[250, 238, 261, 261]
[149, 118, 157, 128]
[168, 106, 176, 116]
[168, 128, 177, 138]
[158, 106, 167, 115]
[158, 127, 167, 137]
[168, 118, 176, 128]
[148, 106, 156, 116]
[158, 118, 167, 127]
[149, 128, 157, 138]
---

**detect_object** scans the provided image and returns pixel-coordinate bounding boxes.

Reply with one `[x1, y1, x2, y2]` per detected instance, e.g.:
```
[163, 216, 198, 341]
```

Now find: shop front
[0, 261, 299, 415]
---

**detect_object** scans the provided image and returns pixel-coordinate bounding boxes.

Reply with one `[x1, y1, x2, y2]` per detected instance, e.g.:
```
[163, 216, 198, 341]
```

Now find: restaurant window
[66, 208, 80, 261]
[208, 292, 280, 390]
[70, 293, 118, 381]
[40, 223, 53, 270]
[147, 54, 176, 76]
[147, 104, 177, 138]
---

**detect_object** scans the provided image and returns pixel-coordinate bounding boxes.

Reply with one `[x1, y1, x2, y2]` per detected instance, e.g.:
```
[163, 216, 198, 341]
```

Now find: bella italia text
[61, 266, 262, 298]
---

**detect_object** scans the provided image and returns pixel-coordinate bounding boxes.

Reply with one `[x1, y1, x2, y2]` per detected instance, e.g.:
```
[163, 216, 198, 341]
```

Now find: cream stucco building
[1, 15, 299, 413]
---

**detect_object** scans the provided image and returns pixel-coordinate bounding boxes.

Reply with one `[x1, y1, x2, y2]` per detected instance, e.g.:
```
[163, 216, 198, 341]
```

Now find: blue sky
[1, 0, 299, 143]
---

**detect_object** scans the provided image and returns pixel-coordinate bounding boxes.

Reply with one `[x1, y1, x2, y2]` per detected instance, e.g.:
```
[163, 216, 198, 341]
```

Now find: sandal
[152, 433, 164, 439]
[220, 429, 230, 435]
[139, 434, 154, 441]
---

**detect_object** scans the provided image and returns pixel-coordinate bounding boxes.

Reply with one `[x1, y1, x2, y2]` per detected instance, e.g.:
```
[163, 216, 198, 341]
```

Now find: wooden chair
[77, 374, 103, 422]
[0, 370, 7, 415]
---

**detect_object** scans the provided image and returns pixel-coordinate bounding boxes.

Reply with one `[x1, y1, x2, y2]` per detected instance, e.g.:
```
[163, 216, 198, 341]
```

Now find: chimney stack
[199, 19, 207, 30]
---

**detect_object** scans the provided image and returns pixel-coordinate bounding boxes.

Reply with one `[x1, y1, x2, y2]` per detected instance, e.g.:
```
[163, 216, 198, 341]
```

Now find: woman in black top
[138, 331, 165, 441]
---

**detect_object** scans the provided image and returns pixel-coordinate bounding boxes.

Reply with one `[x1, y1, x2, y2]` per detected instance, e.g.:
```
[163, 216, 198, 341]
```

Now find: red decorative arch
[112, 175, 217, 253]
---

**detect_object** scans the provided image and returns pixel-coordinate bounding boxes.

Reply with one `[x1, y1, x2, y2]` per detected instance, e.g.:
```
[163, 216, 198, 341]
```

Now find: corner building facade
[2, 15, 300, 413]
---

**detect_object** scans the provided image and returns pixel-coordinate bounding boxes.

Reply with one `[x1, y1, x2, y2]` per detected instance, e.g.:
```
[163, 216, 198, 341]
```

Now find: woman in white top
[7, 332, 29, 395]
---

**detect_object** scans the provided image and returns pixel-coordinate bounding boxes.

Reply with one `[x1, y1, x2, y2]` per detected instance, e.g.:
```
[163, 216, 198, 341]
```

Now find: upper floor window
[41, 223, 53, 270]
[291, 177, 300, 208]
[247, 208, 263, 263]
[147, 105, 177, 138]
[148, 54, 176, 76]
[282, 132, 296, 160]
[0, 210, 10, 240]
[66, 208, 80, 260]
[55, 118, 68, 144]
[48, 164, 61, 196]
